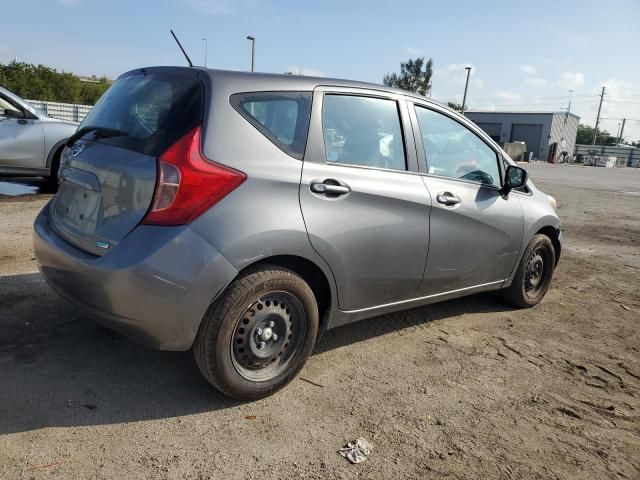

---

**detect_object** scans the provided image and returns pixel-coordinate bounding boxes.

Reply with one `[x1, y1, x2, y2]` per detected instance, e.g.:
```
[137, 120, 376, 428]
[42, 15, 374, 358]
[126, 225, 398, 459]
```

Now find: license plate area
[54, 181, 101, 235]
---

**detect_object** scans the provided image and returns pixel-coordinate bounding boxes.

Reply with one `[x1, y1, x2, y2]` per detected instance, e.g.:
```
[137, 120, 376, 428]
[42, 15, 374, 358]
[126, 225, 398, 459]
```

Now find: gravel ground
[0, 164, 639, 479]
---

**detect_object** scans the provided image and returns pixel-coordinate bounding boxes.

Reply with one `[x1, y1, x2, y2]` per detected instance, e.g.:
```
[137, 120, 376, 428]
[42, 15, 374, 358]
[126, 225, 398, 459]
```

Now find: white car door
[0, 93, 45, 175]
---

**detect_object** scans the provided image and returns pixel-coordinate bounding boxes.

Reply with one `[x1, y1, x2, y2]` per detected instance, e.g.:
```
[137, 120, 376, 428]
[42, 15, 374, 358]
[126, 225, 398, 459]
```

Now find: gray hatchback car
[34, 67, 561, 399]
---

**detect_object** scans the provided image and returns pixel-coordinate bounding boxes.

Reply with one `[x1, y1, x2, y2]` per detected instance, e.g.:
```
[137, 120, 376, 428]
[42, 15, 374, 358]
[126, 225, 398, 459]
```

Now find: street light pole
[202, 38, 207, 67]
[246, 35, 255, 72]
[460, 66, 472, 116]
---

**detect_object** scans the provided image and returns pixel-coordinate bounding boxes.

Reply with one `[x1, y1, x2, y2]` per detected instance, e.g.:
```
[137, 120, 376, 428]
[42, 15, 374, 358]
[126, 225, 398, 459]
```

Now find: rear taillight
[142, 126, 246, 226]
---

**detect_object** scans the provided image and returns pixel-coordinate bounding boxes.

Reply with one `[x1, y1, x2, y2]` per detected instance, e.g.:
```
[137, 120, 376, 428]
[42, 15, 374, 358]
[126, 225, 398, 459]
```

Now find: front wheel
[46, 149, 62, 190]
[193, 266, 319, 399]
[502, 234, 556, 308]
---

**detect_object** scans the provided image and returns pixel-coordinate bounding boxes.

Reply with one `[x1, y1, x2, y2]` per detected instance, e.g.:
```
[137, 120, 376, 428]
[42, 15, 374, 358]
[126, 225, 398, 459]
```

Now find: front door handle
[310, 180, 350, 196]
[436, 192, 461, 206]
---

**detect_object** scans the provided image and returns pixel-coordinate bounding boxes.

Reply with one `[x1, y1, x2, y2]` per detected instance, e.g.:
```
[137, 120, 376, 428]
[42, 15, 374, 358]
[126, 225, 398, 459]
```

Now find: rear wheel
[193, 266, 318, 399]
[502, 234, 555, 308]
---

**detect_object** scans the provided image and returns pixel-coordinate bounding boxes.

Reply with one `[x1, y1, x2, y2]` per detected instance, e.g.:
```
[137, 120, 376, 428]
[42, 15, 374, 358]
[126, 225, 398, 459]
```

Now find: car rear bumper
[33, 202, 238, 350]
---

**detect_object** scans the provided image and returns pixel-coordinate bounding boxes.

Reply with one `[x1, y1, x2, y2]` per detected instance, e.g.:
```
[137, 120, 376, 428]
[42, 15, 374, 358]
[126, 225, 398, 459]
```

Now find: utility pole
[202, 38, 208, 67]
[246, 35, 256, 72]
[593, 86, 605, 145]
[460, 66, 472, 116]
[618, 118, 626, 144]
[564, 89, 573, 124]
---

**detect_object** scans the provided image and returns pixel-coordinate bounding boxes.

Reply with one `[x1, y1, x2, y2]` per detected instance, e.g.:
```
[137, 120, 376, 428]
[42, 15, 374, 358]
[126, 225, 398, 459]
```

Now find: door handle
[310, 180, 350, 196]
[436, 192, 461, 206]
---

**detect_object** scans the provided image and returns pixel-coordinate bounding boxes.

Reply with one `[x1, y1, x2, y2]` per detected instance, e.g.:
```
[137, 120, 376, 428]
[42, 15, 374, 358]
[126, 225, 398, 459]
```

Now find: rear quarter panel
[189, 75, 338, 305]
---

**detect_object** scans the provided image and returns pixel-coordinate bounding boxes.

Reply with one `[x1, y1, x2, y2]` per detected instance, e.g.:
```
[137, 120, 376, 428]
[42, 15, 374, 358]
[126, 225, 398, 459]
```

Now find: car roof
[119, 66, 445, 107]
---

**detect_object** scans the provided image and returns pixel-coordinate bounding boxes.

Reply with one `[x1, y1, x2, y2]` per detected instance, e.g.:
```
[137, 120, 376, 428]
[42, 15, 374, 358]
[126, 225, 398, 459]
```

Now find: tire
[46, 148, 62, 189]
[502, 234, 556, 308]
[193, 265, 319, 399]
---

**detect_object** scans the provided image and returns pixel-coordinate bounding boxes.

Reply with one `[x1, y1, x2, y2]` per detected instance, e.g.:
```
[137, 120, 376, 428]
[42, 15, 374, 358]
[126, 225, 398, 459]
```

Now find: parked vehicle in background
[34, 67, 561, 400]
[0, 86, 77, 182]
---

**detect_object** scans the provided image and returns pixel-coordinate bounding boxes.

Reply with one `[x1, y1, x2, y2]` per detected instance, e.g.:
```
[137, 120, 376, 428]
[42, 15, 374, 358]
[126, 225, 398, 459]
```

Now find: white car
[0, 86, 78, 182]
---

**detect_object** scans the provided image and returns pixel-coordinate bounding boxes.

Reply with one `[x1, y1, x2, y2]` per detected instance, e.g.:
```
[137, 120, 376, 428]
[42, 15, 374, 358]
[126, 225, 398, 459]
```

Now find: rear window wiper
[66, 126, 129, 147]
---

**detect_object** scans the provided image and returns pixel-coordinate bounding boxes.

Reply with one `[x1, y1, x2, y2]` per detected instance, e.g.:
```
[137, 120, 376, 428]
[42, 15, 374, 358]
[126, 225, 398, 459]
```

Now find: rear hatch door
[49, 68, 204, 256]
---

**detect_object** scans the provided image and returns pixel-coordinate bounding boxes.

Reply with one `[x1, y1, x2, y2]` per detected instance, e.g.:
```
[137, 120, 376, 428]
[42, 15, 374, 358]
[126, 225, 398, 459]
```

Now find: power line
[467, 94, 596, 101]
[434, 94, 598, 104]
[600, 117, 640, 122]
[467, 101, 597, 108]
[601, 100, 640, 105]
[605, 94, 640, 99]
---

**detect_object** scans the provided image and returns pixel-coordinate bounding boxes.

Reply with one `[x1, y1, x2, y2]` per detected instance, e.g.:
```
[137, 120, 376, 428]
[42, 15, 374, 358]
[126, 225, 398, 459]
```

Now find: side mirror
[501, 165, 528, 196]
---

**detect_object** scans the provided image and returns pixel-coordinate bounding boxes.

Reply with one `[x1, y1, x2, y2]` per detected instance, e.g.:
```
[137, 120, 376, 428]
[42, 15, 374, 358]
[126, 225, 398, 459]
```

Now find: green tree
[447, 102, 462, 112]
[383, 57, 433, 96]
[0, 61, 110, 104]
[576, 123, 616, 146]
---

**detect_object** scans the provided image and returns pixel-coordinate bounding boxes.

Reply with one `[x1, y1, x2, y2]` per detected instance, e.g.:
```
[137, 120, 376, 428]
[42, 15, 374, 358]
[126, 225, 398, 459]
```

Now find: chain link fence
[25, 99, 92, 123]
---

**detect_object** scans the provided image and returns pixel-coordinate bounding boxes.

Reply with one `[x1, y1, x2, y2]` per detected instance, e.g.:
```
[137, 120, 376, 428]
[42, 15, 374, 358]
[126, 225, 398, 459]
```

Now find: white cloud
[518, 65, 546, 87]
[473, 78, 485, 89]
[524, 77, 547, 87]
[405, 47, 422, 56]
[568, 77, 640, 142]
[174, 0, 250, 15]
[285, 66, 325, 77]
[495, 91, 522, 101]
[435, 63, 472, 76]
[431, 63, 484, 99]
[433, 63, 483, 89]
[558, 71, 585, 89]
[520, 65, 537, 75]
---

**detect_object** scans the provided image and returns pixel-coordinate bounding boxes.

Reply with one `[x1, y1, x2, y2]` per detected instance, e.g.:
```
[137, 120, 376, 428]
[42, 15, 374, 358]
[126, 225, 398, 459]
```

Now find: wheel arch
[45, 138, 67, 173]
[535, 225, 561, 266]
[234, 254, 334, 338]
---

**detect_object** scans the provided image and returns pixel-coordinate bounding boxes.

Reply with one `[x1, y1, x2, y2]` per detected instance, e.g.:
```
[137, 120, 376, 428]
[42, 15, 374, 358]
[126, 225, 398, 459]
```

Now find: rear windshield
[79, 70, 203, 156]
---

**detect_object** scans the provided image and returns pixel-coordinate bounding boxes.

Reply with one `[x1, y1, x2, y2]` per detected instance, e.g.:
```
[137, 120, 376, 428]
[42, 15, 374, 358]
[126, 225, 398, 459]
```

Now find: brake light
[142, 126, 246, 225]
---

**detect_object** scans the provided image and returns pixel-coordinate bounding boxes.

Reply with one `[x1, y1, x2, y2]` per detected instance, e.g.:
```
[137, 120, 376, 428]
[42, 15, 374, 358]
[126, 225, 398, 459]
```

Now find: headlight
[548, 195, 557, 211]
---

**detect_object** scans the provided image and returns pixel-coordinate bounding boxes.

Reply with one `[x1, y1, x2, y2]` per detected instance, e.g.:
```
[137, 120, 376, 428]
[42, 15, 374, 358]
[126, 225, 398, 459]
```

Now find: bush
[0, 61, 110, 105]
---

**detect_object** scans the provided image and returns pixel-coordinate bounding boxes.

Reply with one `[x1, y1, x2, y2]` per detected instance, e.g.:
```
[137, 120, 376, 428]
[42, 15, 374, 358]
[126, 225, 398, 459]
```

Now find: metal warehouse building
[465, 111, 579, 162]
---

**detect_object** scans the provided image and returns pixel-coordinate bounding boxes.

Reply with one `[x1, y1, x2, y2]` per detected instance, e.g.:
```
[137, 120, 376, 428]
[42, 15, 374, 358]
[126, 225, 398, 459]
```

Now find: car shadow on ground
[0, 272, 516, 434]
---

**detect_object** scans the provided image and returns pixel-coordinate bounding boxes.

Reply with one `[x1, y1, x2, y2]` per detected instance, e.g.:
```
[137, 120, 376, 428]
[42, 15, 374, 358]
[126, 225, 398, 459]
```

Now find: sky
[2, 0, 640, 141]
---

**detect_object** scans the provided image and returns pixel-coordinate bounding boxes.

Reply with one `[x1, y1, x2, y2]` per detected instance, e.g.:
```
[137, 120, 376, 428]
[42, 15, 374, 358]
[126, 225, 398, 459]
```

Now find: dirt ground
[0, 164, 639, 479]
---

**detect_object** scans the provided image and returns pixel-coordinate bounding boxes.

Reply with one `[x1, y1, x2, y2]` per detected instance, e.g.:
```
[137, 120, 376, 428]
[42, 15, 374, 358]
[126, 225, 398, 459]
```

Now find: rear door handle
[436, 192, 461, 206]
[310, 180, 350, 196]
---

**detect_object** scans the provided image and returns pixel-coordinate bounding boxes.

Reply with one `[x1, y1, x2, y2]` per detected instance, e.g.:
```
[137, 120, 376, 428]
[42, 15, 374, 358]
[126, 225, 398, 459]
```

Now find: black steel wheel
[231, 291, 307, 382]
[194, 266, 318, 399]
[502, 234, 556, 308]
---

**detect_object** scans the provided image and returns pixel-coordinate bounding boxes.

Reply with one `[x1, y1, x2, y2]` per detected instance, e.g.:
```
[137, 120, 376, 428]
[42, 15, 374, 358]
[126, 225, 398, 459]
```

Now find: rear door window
[322, 94, 406, 171]
[79, 70, 203, 156]
[231, 92, 312, 159]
